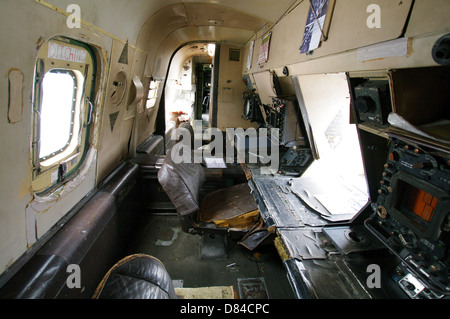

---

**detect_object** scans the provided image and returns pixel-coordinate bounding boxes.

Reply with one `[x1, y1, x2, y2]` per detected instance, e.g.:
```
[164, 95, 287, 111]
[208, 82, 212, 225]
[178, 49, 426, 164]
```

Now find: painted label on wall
[48, 41, 86, 63]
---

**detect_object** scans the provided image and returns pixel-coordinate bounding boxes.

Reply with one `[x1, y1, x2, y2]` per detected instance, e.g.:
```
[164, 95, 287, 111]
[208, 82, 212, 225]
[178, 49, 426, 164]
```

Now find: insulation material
[175, 286, 236, 299]
[238, 277, 269, 299]
[212, 210, 259, 229]
[198, 183, 258, 223]
[25, 149, 98, 246]
[278, 228, 327, 260]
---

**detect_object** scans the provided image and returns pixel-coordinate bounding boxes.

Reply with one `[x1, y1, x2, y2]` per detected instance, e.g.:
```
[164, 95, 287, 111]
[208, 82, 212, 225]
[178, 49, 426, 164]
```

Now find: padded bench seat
[0, 162, 140, 299]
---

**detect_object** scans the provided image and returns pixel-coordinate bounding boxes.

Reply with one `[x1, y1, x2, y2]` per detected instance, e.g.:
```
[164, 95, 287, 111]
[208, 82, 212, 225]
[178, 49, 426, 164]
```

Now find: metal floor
[124, 213, 295, 299]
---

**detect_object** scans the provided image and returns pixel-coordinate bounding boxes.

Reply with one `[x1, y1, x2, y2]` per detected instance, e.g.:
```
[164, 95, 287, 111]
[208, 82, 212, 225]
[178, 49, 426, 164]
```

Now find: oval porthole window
[31, 37, 97, 195]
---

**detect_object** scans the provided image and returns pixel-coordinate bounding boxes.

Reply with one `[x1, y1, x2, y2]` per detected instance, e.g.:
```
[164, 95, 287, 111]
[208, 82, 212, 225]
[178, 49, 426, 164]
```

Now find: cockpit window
[39, 69, 79, 160]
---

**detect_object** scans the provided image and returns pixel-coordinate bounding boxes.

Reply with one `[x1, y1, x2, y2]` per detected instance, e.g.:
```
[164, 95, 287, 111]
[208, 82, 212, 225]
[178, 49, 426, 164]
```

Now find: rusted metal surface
[237, 277, 269, 299]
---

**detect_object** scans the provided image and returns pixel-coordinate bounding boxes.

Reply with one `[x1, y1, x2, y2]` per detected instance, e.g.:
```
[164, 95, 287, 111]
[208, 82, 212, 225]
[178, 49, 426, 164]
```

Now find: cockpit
[0, 0, 449, 303]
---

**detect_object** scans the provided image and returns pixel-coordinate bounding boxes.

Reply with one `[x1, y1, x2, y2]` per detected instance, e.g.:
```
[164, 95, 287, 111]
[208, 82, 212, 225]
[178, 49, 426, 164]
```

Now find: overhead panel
[326, 0, 414, 52]
[136, 4, 189, 61]
[249, 0, 414, 72]
[184, 3, 269, 31]
[43, 0, 181, 45]
[181, 0, 298, 23]
[171, 26, 256, 46]
[405, 0, 450, 37]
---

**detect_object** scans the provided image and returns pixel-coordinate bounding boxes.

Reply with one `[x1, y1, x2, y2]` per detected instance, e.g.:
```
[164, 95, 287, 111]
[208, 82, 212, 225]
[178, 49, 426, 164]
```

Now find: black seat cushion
[92, 254, 177, 299]
[157, 149, 206, 216]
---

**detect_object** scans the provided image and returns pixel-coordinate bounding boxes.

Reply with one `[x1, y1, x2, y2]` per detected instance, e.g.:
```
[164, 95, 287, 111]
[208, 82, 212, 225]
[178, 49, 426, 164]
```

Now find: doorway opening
[164, 43, 217, 151]
[195, 61, 212, 130]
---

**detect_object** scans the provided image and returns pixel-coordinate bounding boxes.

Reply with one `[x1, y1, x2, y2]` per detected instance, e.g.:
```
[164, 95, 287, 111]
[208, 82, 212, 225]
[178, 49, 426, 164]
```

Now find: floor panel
[125, 214, 295, 299]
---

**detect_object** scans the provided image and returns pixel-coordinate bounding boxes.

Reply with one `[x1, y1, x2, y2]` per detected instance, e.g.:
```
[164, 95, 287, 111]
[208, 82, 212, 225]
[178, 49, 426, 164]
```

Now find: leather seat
[157, 149, 206, 217]
[92, 254, 177, 299]
[157, 149, 258, 233]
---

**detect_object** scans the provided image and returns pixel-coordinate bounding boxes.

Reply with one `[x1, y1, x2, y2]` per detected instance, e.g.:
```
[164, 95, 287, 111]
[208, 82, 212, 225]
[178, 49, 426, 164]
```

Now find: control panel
[267, 96, 306, 147]
[242, 91, 263, 123]
[365, 138, 450, 298]
[265, 98, 286, 130]
[279, 147, 313, 176]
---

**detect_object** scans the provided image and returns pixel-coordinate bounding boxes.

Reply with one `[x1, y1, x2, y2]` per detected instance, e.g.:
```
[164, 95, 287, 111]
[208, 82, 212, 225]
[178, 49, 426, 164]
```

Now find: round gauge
[421, 155, 438, 176]
[110, 71, 127, 106]
[243, 98, 251, 119]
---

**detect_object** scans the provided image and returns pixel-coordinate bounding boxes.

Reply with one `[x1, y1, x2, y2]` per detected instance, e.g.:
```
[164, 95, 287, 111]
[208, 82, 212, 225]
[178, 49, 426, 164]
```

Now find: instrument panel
[366, 138, 450, 298]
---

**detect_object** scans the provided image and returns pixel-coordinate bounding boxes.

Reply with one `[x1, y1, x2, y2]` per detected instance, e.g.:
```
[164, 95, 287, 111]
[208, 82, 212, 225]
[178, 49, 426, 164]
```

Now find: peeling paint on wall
[24, 149, 97, 247]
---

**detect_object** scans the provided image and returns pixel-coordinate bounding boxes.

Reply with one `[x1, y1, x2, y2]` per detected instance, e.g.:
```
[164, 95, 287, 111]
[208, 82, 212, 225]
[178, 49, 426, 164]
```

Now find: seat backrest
[157, 149, 206, 216]
[93, 254, 177, 299]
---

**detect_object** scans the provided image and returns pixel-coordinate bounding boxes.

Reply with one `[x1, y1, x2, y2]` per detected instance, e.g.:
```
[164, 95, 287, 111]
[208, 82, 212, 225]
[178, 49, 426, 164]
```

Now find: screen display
[406, 185, 437, 222]
[387, 167, 449, 242]
[397, 180, 437, 224]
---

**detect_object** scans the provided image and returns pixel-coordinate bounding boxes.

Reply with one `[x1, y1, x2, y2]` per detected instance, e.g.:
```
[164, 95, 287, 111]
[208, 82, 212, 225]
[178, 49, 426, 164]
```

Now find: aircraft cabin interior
[0, 0, 449, 303]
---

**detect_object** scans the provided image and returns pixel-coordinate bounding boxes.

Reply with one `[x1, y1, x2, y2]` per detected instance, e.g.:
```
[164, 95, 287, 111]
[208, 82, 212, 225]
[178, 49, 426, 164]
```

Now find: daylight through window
[39, 70, 78, 159]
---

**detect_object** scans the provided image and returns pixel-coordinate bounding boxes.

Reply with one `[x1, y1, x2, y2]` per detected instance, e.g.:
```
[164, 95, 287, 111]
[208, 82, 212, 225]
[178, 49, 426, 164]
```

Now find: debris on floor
[175, 286, 237, 299]
[237, 277, 269, 299]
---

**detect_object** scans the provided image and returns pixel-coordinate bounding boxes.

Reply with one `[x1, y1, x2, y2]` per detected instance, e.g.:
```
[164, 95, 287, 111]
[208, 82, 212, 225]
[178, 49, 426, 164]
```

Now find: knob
[412, 162, 429, 169]
[377, 205, 388, 218]
[382, 171, 391, 178]
[406, 283, 416, 291]
[432, 34, 450, 66]
[414, 161, 433, 170]
[355, 96, 376, 113]
[389, 151, 400, 162]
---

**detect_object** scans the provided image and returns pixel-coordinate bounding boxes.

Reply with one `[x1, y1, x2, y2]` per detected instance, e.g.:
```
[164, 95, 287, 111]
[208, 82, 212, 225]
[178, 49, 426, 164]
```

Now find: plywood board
[246, 0, 414, 73]
[324, 0, 413, 53]
[405, 0, 450, 37]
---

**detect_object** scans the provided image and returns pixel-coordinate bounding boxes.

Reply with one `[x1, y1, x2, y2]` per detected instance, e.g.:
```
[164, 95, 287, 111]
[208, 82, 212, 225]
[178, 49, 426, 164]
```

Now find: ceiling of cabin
[45, 0, 298, 45]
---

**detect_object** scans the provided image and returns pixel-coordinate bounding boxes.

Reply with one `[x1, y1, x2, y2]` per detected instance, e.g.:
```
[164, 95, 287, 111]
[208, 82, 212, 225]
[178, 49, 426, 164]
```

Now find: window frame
[32, 37, 97, 195]
[146, 79, 160, 109]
